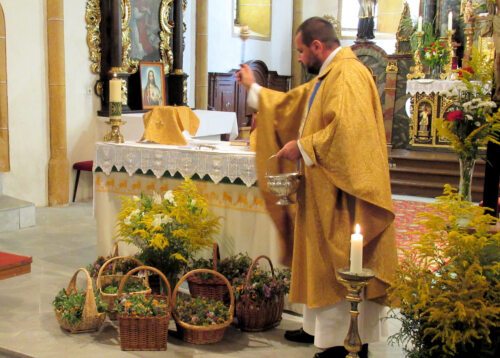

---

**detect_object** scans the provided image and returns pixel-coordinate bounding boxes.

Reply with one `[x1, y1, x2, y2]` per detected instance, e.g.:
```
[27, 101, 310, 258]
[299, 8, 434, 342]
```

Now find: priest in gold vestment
[237, 17, 397, 358]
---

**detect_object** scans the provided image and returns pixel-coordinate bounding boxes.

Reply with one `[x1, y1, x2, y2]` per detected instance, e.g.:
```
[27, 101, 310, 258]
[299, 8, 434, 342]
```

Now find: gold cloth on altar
[142, 106, 200, 145]
[255, 47, 398, 308]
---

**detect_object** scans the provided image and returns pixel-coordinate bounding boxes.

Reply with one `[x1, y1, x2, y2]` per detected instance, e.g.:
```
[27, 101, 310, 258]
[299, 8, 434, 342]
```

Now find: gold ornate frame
[86, 0, 174, 75]
[410, 93, 438, 147]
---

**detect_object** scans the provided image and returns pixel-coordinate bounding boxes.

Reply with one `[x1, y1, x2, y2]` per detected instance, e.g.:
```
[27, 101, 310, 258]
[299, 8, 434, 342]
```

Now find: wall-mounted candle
[350, 224, 363, 274]
[109, 78, 121, 103]
[448, 11, 453, 31]
[417, 16, 422, 32]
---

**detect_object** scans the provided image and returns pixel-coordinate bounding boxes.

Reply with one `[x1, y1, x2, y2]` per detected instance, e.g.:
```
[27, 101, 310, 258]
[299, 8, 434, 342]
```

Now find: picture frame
[232, 0, 272, 41]
[139, 61, 166, 109]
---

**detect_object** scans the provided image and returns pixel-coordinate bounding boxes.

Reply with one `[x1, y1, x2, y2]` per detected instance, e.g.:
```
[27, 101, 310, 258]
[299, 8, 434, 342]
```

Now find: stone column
[0, 6, 9, 172]
[291, 0, 303, 88]
[195, 0, 208, 109]
[47, 0, 69, 206]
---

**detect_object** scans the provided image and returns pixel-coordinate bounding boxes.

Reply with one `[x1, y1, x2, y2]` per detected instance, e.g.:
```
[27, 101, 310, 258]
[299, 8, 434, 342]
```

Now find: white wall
[0, 0, 49, 206]
[0, 0, 98, 206]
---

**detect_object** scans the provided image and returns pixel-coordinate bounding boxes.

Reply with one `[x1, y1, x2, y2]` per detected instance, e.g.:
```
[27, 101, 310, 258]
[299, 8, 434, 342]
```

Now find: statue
[396, 1, 413, 54]
[357, 0, 377, 41]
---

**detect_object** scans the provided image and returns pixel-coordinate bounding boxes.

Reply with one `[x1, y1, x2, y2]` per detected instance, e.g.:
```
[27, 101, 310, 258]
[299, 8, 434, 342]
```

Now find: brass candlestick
[463, 23, 475, 67]
[441, 30, 455, 80]
[336, 268, 375, 358]
[407, 31, 425, 79]
[104, 68, 125, 143]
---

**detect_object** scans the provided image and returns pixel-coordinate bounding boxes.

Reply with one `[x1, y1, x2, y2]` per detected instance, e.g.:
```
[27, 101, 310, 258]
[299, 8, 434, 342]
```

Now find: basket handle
[266, 154, 300, 176]
[66, 268, 98, 321]
[172, 269, 234, 320]
[110, 242, 120, 257]
[244, 255, 276, 288]
[117, 265, 172, 304]
[96, 255, 144, 289]
[212, 243, 221, 271]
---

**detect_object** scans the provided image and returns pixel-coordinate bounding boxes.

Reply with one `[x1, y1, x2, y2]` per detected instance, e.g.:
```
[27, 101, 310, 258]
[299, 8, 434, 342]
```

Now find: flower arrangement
[53, 288, 107, 325]
[388, 185, 500, 357]
[422, 40, 450, 71]
[232, 266, 291, 303]
[175, 295, 230, 326]
[86, 255, 138, 279]
[116, 179, 220, 284]
[101, 279, 148, 294]
[116, 294, 169, 317]
[437, 48, 500, 200]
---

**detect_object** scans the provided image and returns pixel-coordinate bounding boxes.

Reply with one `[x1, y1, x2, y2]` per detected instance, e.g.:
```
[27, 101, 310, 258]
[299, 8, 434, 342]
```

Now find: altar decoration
[389, 185, 500, 357]
[116, 179, 220, 285]
[437, 49, 500, 200]
[53, 268, 107, 334]
[141, 106, 200, 145]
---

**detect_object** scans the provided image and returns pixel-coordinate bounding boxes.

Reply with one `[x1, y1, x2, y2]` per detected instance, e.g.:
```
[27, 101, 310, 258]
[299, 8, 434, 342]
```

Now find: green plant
[53, 289, 107, 325]
[175, 295, 230, 326]
[116, 179, 221, 284]
[116, 294, 169, 317]
[101, 279, 148, 294]
[86, 255, 139, 279]
[233, 266, 291, 303]
[188, 252, 253, 281]
[388, 185, 500, 357]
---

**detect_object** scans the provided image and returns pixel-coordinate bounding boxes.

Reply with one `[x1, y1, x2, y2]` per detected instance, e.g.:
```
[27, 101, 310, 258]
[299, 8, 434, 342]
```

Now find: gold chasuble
[255, 47, 398, 308]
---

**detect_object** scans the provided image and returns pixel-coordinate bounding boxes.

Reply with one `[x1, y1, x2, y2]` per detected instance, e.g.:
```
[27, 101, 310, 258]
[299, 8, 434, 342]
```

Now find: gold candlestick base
[407, 31, 425, 80]
[336, 268, 375, 358]
[440, 30, 455, 80]
[103, 118, 125, 143]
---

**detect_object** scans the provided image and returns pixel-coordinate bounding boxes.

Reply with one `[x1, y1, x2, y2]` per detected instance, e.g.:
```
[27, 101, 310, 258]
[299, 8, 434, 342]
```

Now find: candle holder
[104, 68, 125, 143]
[336, 268, 375, 358]
[407, 31, 425, 80]
[441, 30, 455, 80]
[240, 25, 250, 63]
[463, 23, 475, 67]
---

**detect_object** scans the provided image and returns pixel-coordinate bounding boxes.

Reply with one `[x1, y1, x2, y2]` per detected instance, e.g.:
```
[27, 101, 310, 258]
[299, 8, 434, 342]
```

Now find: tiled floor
[0, 201, 406, 358]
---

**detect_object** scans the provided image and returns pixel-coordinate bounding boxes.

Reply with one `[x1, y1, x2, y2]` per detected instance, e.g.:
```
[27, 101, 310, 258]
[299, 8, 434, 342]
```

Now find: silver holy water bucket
[265, 154, 301, 206]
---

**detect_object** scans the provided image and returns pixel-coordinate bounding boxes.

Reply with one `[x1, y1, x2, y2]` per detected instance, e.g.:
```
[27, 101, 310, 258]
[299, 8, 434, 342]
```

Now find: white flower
[465, 114, 473, 121]
[131, 209, 141, 217]
[191, 199, 196, 206]
[152, 192, 162, 205]
[152, 214, 163, 227]
[164, 190, 176, 205]
[162, 215, 173, 225]
[475, 121, 481, 127]
[133, 195, 140, 202]
[124, 216, 132, 226]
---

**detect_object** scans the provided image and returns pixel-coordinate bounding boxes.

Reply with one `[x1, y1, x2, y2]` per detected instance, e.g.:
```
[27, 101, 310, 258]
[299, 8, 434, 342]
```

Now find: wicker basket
[187, 243, 229, 302]
[235, 255, 285, 332]
[55, 268, 106, 334]
[173, 269, 234, 344]
[118, 266, 172, 351]
[96, 256, 150, 320]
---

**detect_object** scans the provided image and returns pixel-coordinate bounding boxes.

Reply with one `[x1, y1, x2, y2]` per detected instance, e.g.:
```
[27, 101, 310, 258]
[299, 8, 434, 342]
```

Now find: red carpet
[0, 252, 32, 280]
[394, 199, 433, 260]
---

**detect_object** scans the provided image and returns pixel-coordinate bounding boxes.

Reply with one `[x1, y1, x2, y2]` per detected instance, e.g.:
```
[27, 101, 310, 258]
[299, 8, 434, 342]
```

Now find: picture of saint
[140, 62, 165, 109]
[130, 0, 161, 61]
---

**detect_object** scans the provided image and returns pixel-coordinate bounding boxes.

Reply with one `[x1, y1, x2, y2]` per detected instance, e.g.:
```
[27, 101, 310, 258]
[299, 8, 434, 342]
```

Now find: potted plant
[116, 179, 221, 287]
[232, 255, 291, 331]
[115, 266, 171, 351]
[172, 269, 234, 344]
[53, 268, 107, 334]
[388, 185, 499, 357]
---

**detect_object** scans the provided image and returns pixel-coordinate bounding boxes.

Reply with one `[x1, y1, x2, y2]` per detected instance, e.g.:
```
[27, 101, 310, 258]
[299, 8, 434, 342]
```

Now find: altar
[93, 140, 283, 264]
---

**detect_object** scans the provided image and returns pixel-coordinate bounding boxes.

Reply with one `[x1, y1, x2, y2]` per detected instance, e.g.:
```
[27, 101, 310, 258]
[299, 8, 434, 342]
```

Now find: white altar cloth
[93, 141, 283, 264]
[406, 79, 463, 95]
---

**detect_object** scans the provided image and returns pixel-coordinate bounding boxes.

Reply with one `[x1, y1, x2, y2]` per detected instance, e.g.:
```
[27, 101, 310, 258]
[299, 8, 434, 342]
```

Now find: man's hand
[236, 64, 256, 90]
[277, 140, 302, 161]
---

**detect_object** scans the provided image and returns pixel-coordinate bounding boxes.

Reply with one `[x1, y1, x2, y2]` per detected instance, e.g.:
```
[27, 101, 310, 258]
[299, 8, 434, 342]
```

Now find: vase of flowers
[423, 40, 450, 79]
[116, 179, 221, 288]
[388, 186, 500, 357]
[437, 49, 500, 201]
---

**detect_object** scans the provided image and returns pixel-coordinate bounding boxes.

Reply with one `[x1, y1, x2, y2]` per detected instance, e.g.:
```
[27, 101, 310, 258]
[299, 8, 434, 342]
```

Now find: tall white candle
[350, 224, 363, 274]
[417, 16, 422, 32]
[109, 78, 121, 102]
[448, 11, 453, 31]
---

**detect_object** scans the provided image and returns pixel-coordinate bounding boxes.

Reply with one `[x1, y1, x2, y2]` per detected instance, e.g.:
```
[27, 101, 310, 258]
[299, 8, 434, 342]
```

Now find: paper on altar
[192, 110, 239, 140]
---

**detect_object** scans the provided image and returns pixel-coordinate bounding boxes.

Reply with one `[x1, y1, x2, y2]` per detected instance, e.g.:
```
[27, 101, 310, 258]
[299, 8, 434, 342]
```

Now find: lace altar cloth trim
[406, 79, 462, 95]
[94, 141, 257, 187]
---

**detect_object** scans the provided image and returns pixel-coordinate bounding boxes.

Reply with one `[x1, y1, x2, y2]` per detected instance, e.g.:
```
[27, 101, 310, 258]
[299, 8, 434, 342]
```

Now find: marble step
[0, 195, 36, 233]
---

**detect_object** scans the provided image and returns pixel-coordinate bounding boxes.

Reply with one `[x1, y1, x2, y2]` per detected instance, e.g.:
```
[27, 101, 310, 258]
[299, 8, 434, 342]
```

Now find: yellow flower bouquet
[116, 179, 221, 285]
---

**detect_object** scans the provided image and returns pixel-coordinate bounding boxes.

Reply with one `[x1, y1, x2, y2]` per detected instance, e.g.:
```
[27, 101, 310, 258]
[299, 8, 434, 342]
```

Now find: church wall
[0, 0, 49, 206]
[303, 0, 339, 20]
[205, 0, 293, 76]
[0, 0, 98, 206]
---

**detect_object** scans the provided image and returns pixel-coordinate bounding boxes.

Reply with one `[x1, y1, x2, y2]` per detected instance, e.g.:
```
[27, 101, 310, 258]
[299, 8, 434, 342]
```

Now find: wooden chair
[72, 161, 93, 202]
